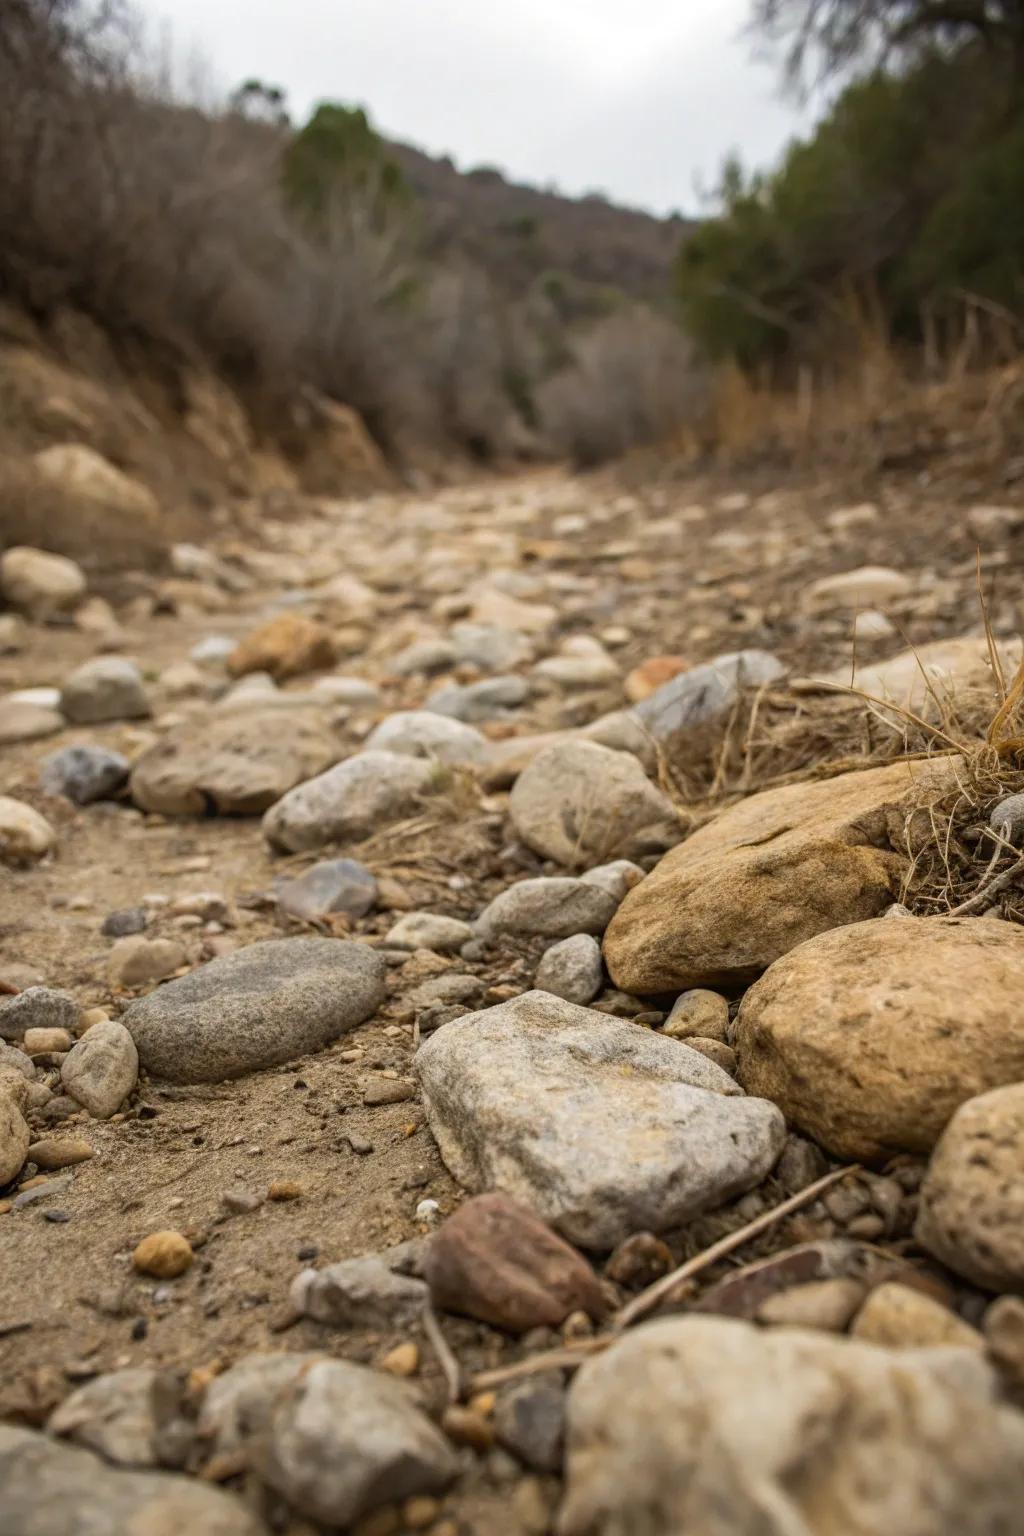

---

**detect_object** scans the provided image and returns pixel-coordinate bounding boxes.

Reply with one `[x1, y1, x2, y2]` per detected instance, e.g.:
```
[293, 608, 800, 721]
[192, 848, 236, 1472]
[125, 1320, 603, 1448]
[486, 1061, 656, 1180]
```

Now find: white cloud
[154, 0, 820, 213]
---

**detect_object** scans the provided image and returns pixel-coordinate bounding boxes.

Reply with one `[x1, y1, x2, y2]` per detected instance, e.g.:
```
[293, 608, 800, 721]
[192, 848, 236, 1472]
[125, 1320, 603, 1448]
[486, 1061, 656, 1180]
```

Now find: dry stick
[466, 1163, 859, 1396]
[423, 1303, 462, 1405]
[947, 849, 1024, 917]
[615, 1162, 858, 1329]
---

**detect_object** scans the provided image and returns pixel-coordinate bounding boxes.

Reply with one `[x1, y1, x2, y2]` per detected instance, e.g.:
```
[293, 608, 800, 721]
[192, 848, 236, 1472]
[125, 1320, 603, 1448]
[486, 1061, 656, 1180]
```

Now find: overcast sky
[157, 0, 820, 216]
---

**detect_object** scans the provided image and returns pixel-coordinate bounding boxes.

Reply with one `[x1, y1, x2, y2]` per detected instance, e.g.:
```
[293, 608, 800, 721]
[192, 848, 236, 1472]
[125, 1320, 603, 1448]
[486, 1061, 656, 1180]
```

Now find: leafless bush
[537, 308, 706, 466]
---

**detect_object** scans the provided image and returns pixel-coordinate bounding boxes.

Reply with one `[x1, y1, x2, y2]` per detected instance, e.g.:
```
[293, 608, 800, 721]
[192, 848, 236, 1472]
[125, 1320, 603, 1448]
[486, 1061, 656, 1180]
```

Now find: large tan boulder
[734, 916, 1024, 1161]
[559, 1315, 1024, 1536]
[799, 634, 1022, 719]
[130, 711, 338, 816]
[604, 757, 957, 994]
[0, 545, 86, 621]
[916, 1083, 1024, 1293]
[33, 444, 159, 526]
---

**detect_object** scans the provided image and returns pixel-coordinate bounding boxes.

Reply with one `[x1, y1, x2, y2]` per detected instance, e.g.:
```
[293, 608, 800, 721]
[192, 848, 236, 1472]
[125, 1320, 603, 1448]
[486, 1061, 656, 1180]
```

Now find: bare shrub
[538, 309, 706, 466]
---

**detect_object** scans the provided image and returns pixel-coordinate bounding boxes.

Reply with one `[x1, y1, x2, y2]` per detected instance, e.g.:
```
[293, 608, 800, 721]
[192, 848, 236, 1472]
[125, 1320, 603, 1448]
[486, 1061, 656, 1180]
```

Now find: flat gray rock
[41, 745, 130, 805]
[290, 1256, 428, 1328]
[60, 656, 151, 724]
[123, 939, 386, 1083]
[0, 987, 78, 1042]
[427, 675, 530, 722]
[476, 878, 619, 941]
[276, 859, 377, 921]
[416, 991, 785, 1248]
[363, 711, 486, 765]
[0, 1426, 266, 1536]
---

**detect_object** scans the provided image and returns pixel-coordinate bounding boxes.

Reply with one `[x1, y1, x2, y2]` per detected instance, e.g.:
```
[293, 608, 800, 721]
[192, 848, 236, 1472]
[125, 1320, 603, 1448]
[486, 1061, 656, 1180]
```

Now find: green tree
[282, 103, 408, 227]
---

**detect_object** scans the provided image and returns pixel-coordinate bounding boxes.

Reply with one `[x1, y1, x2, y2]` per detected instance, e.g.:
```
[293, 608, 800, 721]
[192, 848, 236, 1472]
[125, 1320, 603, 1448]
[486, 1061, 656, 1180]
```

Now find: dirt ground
[2, 460, 1023, 1532]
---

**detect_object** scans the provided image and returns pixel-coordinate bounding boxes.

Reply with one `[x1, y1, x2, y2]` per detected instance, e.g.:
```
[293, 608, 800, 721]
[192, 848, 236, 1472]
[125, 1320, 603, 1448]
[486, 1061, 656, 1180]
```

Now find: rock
[854, 608, 896, 640]
[803, 634, 1020, 720]
[604, 756, 957, 994]
[263, 752, 441, 853]
[0, 613, 27, 652]
[0, 796, 56, 865]
[226, 614, 336, 680]
[631, 649, 785, 744]
[423, 1193, 607, 1331]
[684, 1037, 736, 1072]
[757, 1277, 866, 1332]
[60, 657, 151, 724]
[578, 859, 646, 902]
[362, 1076, 416, 1105]
[559, 1316, 1024, 1536]
[967, 503, 1024, 542]
[40, 745, 131, 805]
[290, 1256, 428, 1328]
[61, 1021, 138, 1118]
[851, 1282, 983, 1349]
[0, 545, 86, 621]
[534, 934, 603, 1004]
[35, 441, 159, 522]
[48, 1368, 171, 1467]
[254, 1359, 457, 1526]
[734, 916, 1024, 1161]
[133, 1230, 194, 1278]
[427, 676, 530, 723]
[0, 988, 78, 1041]
[27, 1138, 93, 1170]
[605, 1231, 673, 1287]
[494, 1373, 565, 1472]
[197, 1354, 319, 1457]
[364, 711, 486, 766]
[391, 637, 458, 675]
[385, 913, 475, 952]
[23, 1027, 73, 1054]
[534, 653, 619, 689]
[662, 989, 730, 1042]
[480, 878, 620, 945]
[984, 1295, 1024, 1386]
[915, 1082, 1024, 1292]
[122, 938, 386, 1083]
[990, 791, 1024, 840]
[131, 711, 337, 817]
[452, 621, 532, 672]
[624, 655, 689, 703]
[276, 859, 378, 922]
[691, 1240, 887, 1321]
[470, 588, 555, 633]
[509, 741, 679, 867]
[0, 1041, 35, 1079]
[101, 907, 149, 938]
[107, 936, 186, 989]
[804, 564, 912, 610]
[775, 1135, 829, 1195]
[416, 992, 785, 1249]
[0, 1085, 30, 1185]
[0, 1425, 266, 1535]
[315, 571, 378, 622]
[0, 701, 63, 744]
[310, 674, 381, 707]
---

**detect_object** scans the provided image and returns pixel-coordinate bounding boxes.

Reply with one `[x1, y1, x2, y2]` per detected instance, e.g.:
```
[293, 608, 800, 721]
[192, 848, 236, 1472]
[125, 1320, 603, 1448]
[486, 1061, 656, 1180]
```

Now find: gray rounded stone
[60, 657, 151, 724]
[263, 751, 441, 853]
[477, 878, 619, 941]
[41, 746, 130, 805]
[61, 1021, 138, 1119]
[276, 859, 378, 921]
[535, 934, 603, 1004]
[0, 988, 78, 1042]
[122, 939, 386, 1083]
[363, 711, 486, 766]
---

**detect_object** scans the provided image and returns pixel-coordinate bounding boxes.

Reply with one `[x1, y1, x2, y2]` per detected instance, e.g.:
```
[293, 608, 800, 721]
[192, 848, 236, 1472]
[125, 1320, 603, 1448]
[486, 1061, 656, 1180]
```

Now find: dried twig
[423, 1304, 462, 1405]
[946, 850, 1024, 916]
[615, 1162, 859, 1329]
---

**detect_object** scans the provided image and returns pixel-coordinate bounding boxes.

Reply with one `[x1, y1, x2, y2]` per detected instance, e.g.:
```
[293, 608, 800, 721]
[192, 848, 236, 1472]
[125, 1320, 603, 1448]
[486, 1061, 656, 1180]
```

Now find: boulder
[226, 613, 337, 681]
[916, 1083, 1024, 1292]
[604, 756, 957, 994]
[60, 657, 151, 724]
[263, 751, 440, 853]
[800, 634, 1021, 719]
[364, 710, 486, 766]
[131, 711, 337, 816]
[34, 444, 159, 525]
[416, 991, 785, 1249]
[61, 1020, 138, 1119]
[0, 1426, 265, 1535]
[559, 1316, 1024, 1536]
[122, 938, 386, 1083]
[734, 916, 1024, 1161]
[631, 649, 785, 744]
[804, 564, 912, 610]
[48, 1368, 169, 1467]
[509, 740, 679, 867]
[0, 796, 56, 865]
[0, 545, 86, 621]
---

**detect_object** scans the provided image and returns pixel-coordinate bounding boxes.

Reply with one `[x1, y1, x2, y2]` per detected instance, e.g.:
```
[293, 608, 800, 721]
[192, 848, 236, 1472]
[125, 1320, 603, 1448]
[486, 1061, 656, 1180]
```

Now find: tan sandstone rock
[130, 711, 337, 816]
[734, 916, 1024, 1161]
[915, 1083, 1024, 1292]
[227, 614, 338, 681]
[604, 757, 956, 994]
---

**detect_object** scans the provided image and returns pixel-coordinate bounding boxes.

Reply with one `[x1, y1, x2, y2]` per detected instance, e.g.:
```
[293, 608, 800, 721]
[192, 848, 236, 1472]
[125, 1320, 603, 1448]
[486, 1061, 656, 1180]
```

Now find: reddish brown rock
[624, 656, 690, 703]
[424, 1193, 607, 1333]
[227, 613, 337, 681]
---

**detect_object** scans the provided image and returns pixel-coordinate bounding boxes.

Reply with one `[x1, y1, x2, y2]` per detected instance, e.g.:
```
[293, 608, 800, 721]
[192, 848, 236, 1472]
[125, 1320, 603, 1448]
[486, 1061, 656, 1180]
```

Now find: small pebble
[132, 1230, 194, 1278]
[441, 1405, 494, 1451]
[379, 1341, 420, 1377]
[267, 1179, 303, 1201]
